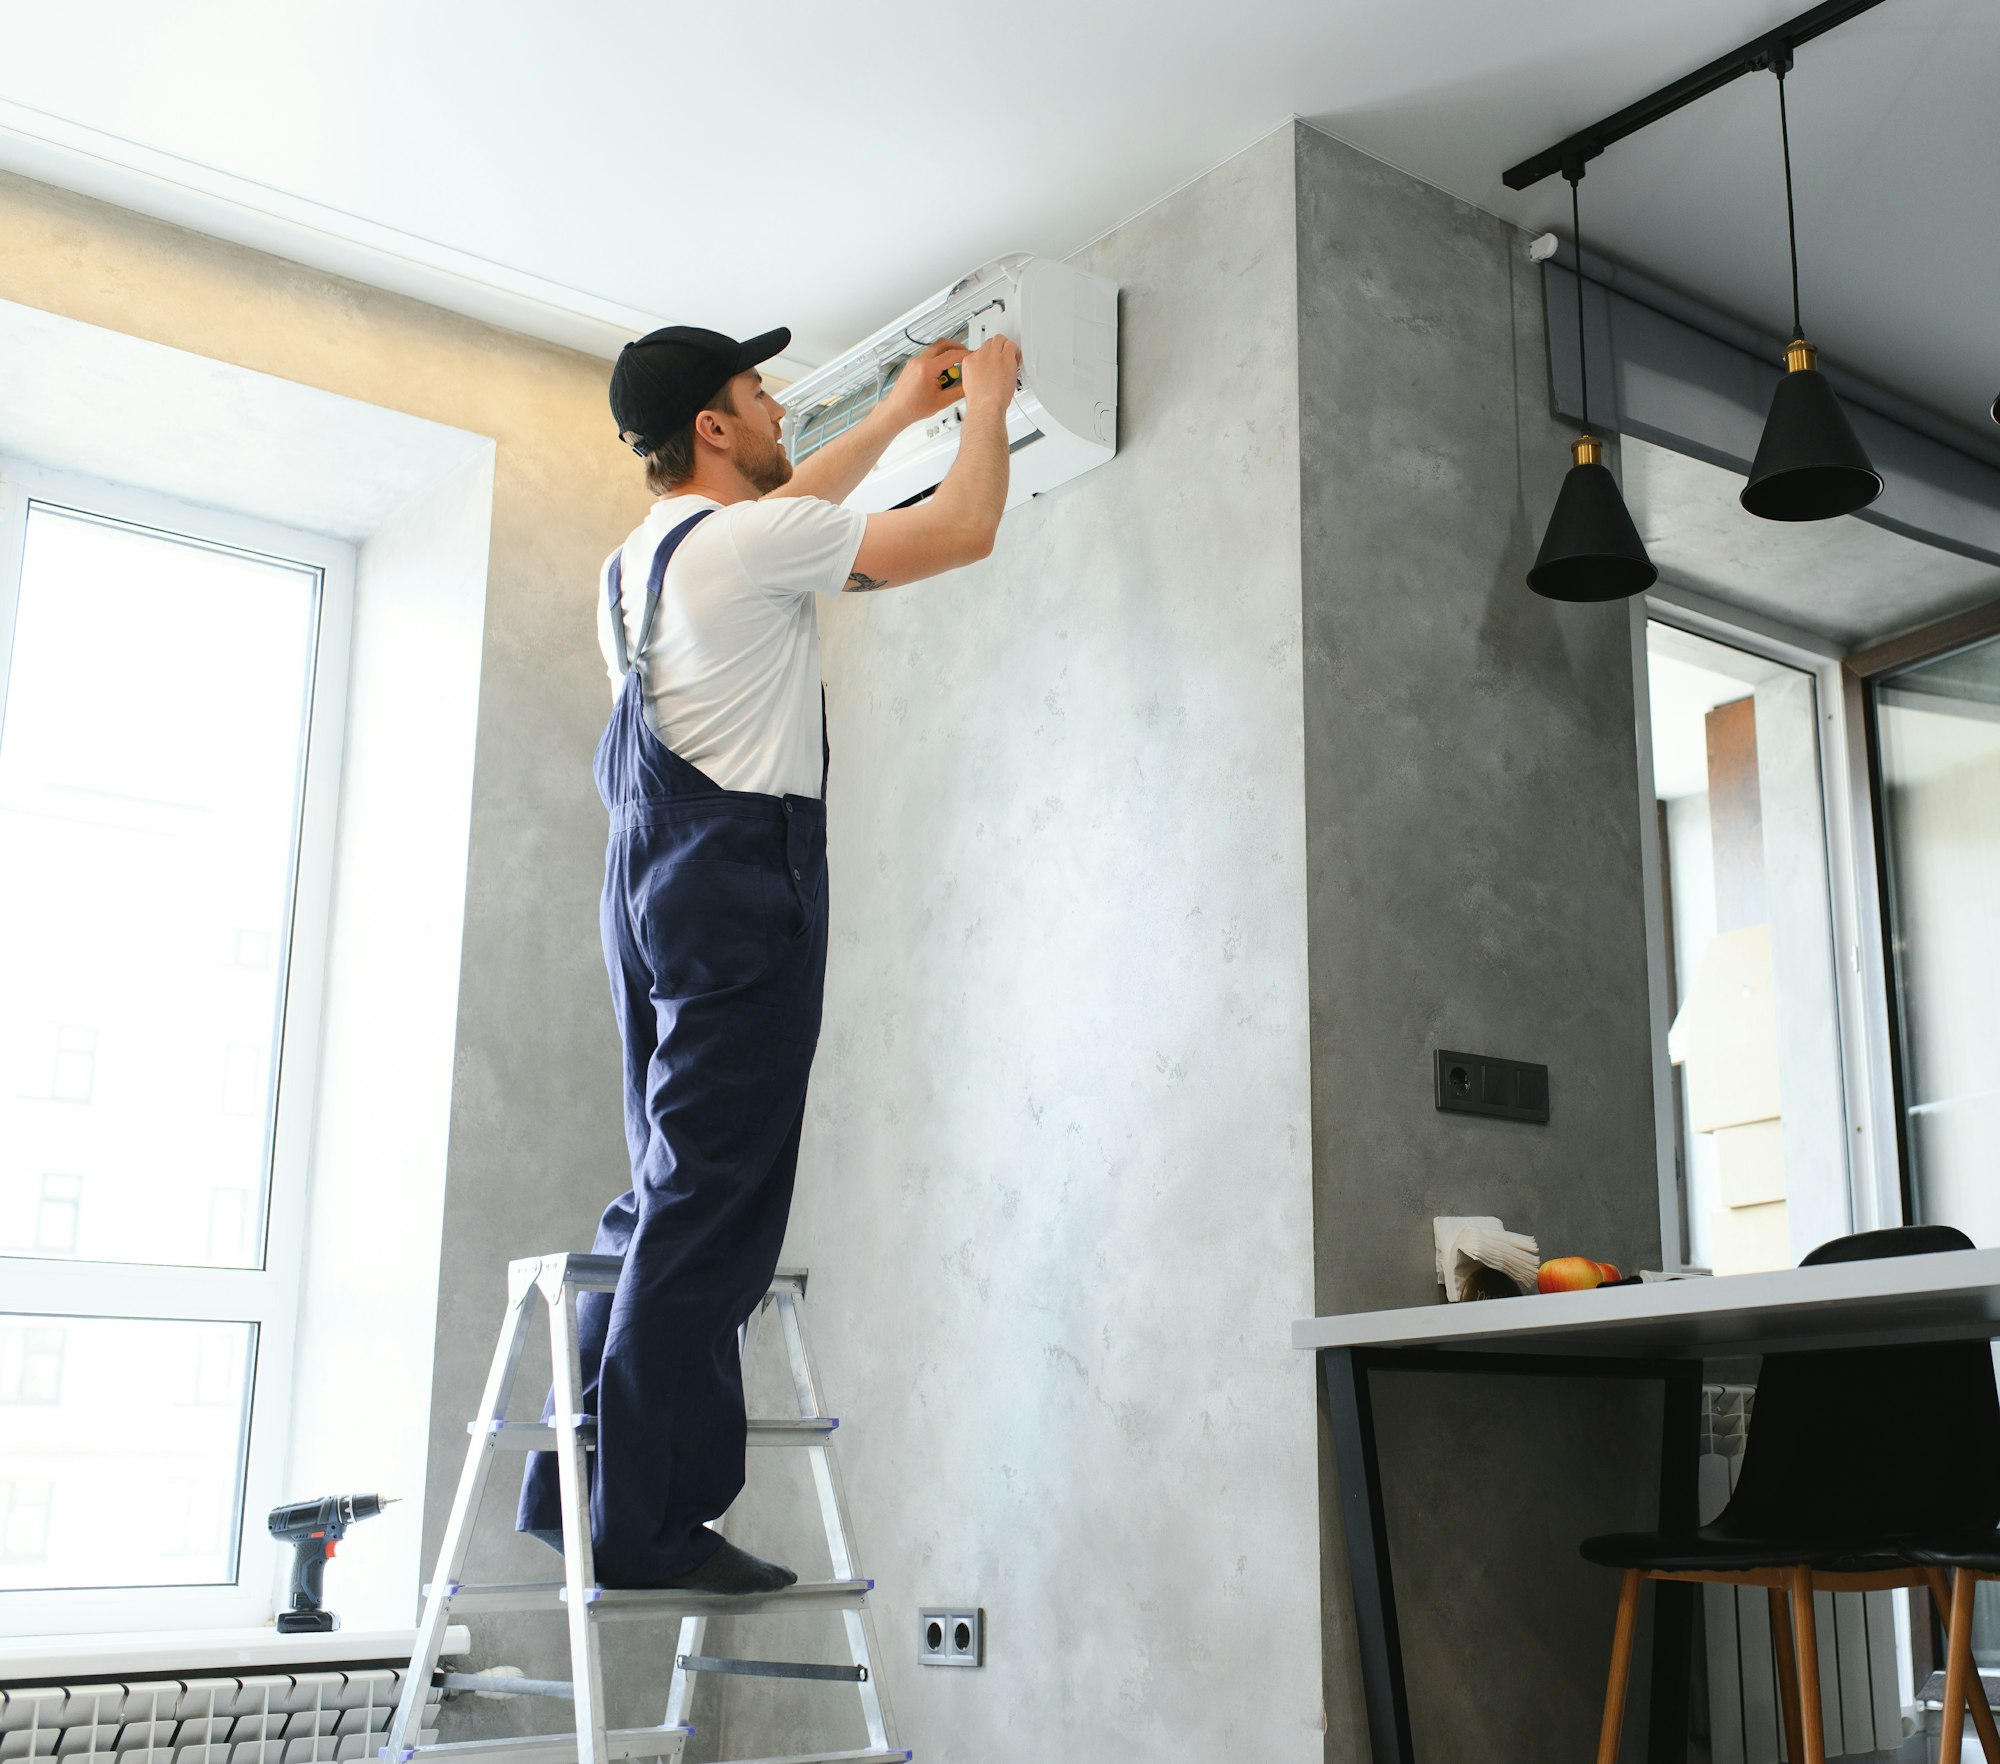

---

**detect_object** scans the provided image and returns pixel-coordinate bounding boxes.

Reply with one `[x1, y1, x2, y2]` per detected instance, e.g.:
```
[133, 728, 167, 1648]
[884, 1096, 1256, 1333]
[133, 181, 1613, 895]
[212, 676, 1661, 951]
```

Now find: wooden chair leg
[1597, 1569, 1643, 1764]
[1788, 1567, 1828, 1764]
[1926, 1568, 2000, 1764]
[1938, 1568, 1980, 1764]
[1771, 1584, 1808, 1764]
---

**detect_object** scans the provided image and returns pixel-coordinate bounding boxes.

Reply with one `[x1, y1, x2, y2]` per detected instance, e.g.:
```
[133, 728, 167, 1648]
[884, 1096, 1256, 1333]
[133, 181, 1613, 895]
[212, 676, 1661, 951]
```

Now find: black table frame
[1320, 1345, 1704, 1764]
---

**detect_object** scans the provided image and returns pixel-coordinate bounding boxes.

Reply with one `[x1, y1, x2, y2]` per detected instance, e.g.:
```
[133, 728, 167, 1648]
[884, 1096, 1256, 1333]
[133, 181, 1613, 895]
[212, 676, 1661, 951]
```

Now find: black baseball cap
[609, 324, 792, 456]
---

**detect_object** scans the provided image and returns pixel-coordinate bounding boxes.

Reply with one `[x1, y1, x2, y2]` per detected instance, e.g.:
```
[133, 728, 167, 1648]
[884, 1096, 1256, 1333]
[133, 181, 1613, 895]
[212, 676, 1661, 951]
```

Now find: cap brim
[736, 327, 792, 372]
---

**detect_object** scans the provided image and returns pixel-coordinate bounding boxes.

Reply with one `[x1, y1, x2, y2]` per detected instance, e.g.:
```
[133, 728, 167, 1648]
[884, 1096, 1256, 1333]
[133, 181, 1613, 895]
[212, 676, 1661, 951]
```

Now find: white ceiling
[0, 0, 1994, 436]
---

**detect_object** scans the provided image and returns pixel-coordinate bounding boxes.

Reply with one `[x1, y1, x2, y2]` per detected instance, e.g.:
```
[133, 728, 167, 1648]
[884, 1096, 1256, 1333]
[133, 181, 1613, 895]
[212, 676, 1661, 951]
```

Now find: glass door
[1872, 630, 2000, 1242]
[1646, 620, 1853, 1274]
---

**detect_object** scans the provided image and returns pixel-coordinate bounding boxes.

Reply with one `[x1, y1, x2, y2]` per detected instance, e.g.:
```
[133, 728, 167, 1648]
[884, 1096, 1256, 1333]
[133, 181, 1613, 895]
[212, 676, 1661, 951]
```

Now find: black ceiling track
[1501, 0, 1891, 191]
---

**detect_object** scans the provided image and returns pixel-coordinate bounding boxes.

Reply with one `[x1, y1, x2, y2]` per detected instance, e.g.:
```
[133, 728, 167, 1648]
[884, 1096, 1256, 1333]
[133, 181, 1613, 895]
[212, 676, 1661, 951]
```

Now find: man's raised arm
[837, 335, 1021, 591]
[770, 338, 969, 507]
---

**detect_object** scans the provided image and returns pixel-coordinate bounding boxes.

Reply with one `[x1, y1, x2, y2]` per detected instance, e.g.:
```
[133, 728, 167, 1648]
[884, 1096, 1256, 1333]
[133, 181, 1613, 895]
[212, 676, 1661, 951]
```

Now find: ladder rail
[664, 1288, 775, 1734]
[775, 1293, 896, 1754]
[545, 1267, 611, 1764]
[385, 1263, 540, 1760]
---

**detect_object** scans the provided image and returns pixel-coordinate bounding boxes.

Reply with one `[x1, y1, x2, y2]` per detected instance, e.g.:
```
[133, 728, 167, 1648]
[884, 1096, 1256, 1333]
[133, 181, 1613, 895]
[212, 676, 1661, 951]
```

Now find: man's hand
[841, 332, 1020, 592]
[961, 335, 1023, 412]
[880, 338, 970, 429]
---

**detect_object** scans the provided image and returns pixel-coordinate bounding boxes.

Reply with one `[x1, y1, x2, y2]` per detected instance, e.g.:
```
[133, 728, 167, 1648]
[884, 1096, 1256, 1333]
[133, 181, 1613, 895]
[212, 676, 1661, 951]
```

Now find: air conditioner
[781, 253, 1117, 513]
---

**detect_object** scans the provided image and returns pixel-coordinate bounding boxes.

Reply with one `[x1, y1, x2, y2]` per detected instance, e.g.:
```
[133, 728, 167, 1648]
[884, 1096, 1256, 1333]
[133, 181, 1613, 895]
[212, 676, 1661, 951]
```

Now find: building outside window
[0, 462, 352, 1633]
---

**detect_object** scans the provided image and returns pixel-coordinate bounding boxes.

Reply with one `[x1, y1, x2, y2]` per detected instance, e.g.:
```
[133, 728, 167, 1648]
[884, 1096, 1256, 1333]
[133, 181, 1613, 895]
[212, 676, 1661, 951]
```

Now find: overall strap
[602, 548, 630, 675]
[629, 509, 715, 674]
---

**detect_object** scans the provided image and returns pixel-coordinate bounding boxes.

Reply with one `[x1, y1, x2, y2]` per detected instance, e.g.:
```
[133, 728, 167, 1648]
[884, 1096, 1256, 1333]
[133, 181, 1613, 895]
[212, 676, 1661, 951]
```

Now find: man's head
[609, 325, 794, 498]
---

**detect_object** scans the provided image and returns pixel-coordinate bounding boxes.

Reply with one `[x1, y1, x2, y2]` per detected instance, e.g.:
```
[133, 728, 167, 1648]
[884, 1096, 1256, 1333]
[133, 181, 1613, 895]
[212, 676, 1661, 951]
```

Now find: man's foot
[660, 1535, 798, 1594]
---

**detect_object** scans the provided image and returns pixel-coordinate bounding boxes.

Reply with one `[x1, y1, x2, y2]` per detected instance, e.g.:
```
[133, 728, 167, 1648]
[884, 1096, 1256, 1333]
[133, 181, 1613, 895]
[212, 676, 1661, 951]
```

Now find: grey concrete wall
[1292, 125, 1668, 1763]
[700, 127, 1326, 1763]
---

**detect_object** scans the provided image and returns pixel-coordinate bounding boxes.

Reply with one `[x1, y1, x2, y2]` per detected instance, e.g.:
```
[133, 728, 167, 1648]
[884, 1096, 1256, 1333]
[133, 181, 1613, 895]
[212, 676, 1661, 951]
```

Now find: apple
[1596, 1261, 1622, 1284]
[1537, 1256, 1606, 1294]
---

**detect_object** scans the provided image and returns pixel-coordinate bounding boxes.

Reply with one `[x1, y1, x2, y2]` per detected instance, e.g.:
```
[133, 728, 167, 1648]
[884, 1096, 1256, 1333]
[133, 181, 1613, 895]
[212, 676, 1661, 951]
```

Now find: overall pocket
[639, 857, 786, 995]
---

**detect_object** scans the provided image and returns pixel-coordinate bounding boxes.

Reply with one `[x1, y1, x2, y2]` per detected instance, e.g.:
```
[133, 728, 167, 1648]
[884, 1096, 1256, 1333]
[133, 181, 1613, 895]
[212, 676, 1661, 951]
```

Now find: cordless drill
[268, 1494, 396, 1633]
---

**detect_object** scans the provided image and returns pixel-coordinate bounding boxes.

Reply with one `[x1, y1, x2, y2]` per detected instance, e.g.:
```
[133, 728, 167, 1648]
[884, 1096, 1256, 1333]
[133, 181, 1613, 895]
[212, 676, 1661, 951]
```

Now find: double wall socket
[918, 1606, 983, 1667]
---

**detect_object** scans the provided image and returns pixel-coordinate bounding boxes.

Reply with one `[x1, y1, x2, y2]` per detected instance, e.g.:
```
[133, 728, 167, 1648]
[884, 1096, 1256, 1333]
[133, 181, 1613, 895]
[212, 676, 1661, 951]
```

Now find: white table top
[1291, 1247, 2000, 1360]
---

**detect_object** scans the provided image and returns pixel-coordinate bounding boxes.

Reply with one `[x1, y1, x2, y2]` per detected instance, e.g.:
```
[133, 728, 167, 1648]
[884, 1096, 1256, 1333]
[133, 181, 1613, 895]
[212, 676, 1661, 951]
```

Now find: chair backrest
[1715, 1225, 2000, 1542]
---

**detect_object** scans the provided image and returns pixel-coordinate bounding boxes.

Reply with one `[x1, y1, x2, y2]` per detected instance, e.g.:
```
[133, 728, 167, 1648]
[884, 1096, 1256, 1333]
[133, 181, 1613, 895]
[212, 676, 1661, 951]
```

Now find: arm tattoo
[843, 570, 890, 593]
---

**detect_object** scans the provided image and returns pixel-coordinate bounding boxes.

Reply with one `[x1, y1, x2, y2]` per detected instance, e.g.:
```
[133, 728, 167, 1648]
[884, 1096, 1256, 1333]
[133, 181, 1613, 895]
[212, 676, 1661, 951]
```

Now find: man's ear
[692, 406, 732, 451]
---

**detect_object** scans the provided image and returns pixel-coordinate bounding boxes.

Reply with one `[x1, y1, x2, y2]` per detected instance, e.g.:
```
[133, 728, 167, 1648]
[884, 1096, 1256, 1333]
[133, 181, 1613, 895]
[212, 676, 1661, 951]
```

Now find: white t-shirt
[596, 493, 867, 800]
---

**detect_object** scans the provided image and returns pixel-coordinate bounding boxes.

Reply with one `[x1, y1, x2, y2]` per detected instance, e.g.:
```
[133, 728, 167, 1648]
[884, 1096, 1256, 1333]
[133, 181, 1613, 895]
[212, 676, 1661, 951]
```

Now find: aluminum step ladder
[383, 1252, 907, 1764]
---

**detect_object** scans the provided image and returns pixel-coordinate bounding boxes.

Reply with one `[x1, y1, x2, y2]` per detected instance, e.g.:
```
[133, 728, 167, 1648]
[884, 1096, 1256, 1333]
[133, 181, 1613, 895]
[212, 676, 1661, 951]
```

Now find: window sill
[0, 1624, 469, 1682]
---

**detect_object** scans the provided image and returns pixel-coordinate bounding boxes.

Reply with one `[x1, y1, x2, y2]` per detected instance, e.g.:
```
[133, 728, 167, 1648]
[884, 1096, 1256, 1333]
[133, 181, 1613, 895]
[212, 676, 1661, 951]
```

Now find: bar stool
[1578, 1225, 2000, 1764]
[1910, 1539, 2000, 1761]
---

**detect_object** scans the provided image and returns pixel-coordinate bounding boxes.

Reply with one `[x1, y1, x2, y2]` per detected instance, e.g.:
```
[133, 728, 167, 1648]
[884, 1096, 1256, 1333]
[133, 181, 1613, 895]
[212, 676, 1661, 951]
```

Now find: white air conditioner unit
[781, 253, 1117, 513]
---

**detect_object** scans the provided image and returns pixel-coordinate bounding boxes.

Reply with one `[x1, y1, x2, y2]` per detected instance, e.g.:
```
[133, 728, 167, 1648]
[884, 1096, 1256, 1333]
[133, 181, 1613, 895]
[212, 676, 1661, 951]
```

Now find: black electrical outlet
[1434, 1049, 1550, 1124]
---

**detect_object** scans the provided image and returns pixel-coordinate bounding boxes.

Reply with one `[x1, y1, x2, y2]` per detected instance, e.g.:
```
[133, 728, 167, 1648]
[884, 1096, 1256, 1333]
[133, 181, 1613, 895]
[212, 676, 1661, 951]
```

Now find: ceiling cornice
[0, 97, 823, 377]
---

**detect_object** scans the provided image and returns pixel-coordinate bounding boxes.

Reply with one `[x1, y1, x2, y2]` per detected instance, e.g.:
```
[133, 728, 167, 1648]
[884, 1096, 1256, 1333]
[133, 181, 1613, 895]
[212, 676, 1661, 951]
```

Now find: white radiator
[0, 1665, 440, 1764]
[1700, 1384, 1908, 1762]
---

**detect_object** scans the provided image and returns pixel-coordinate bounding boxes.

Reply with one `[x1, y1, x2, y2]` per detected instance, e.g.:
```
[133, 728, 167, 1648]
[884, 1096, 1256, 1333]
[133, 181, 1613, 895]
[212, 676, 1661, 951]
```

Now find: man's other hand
[881, 339, 970, 428]
[961, 336, 1022, 412]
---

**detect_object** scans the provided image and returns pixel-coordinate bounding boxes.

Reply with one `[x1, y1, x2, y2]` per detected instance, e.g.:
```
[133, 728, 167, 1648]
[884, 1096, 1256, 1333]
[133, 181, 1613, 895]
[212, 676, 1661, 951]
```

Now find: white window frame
[1630, 584, 1904, 1273]
[0, 458, 354, 1635]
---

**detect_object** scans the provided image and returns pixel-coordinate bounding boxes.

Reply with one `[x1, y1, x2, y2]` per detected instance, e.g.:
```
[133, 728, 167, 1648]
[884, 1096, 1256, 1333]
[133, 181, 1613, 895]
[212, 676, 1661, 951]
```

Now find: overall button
[783, 801, 793, 817]
[792, 868, 802, 880]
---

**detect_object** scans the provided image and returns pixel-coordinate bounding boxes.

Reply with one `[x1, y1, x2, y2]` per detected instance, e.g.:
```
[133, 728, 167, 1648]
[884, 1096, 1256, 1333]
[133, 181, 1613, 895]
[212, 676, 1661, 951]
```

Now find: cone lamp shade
[1528, 435, 1659, 602]
[1740, 338, 1883, 521]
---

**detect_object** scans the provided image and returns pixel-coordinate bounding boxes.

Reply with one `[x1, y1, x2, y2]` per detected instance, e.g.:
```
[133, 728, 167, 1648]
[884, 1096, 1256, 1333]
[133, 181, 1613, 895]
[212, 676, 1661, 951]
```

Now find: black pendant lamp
[1527, 167, 1657, 601]
[1740, 53, 1883, 521]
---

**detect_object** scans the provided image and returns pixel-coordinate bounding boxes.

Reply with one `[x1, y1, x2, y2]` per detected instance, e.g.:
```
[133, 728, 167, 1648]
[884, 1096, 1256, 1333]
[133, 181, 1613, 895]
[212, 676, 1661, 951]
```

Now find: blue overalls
[517, 510, 830, 1585]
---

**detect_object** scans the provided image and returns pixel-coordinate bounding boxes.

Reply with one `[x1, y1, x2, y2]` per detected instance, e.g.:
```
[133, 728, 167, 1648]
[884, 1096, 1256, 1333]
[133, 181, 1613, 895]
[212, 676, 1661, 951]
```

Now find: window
[0, 462, 352, 1631]
[0, 1323, 67, 1404]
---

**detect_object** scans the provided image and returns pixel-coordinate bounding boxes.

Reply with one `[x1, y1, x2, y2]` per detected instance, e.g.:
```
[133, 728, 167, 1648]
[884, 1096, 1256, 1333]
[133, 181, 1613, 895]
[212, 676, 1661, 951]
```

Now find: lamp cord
[1777, 63, 1804, 339]
[1568, 169, 1589, 431]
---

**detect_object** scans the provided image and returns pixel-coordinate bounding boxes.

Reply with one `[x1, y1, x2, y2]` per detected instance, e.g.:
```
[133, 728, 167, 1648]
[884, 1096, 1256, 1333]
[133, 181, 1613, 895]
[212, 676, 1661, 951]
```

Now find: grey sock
[663, 1537, 798, 1595]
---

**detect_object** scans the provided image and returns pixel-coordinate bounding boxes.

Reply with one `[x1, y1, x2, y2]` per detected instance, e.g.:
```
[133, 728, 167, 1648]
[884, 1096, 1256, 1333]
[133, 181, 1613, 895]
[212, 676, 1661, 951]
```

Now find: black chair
[1580, 1225, 2000, 1764]
[1909, 1526, 2000, 1754]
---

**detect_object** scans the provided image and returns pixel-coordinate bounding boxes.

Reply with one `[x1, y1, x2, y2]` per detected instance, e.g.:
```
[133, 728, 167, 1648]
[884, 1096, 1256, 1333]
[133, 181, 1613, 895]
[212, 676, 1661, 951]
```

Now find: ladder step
[703, 1754, 909, 1764]
[516, 1253, 808, 1296]
[428, 1577, 873, 1618]
[388, 1724, 689, 1764]
[592, 1577, 872, 1622]
[676, 1655, 868, 1684]
[476, 1417, 837, 1450]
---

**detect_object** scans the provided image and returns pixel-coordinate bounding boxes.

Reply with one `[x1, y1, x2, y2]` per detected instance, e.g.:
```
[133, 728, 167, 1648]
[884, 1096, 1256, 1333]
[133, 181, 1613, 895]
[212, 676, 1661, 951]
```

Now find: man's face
[727, 370, 792, 494]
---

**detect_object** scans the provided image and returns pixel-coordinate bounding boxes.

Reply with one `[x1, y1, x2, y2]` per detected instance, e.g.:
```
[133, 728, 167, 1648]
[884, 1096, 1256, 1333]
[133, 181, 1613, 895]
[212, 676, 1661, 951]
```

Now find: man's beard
[740, 429, 793, 495]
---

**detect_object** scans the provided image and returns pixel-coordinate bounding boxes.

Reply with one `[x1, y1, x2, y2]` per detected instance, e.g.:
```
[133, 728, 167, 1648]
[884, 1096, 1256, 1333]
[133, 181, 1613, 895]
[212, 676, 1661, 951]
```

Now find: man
[518, 321, 1022, 1591]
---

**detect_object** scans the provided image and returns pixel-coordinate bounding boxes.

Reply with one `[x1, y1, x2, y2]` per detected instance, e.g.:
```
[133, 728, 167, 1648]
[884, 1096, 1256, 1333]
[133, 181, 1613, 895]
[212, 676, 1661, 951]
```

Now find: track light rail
[1501, 0, 1888, 191]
